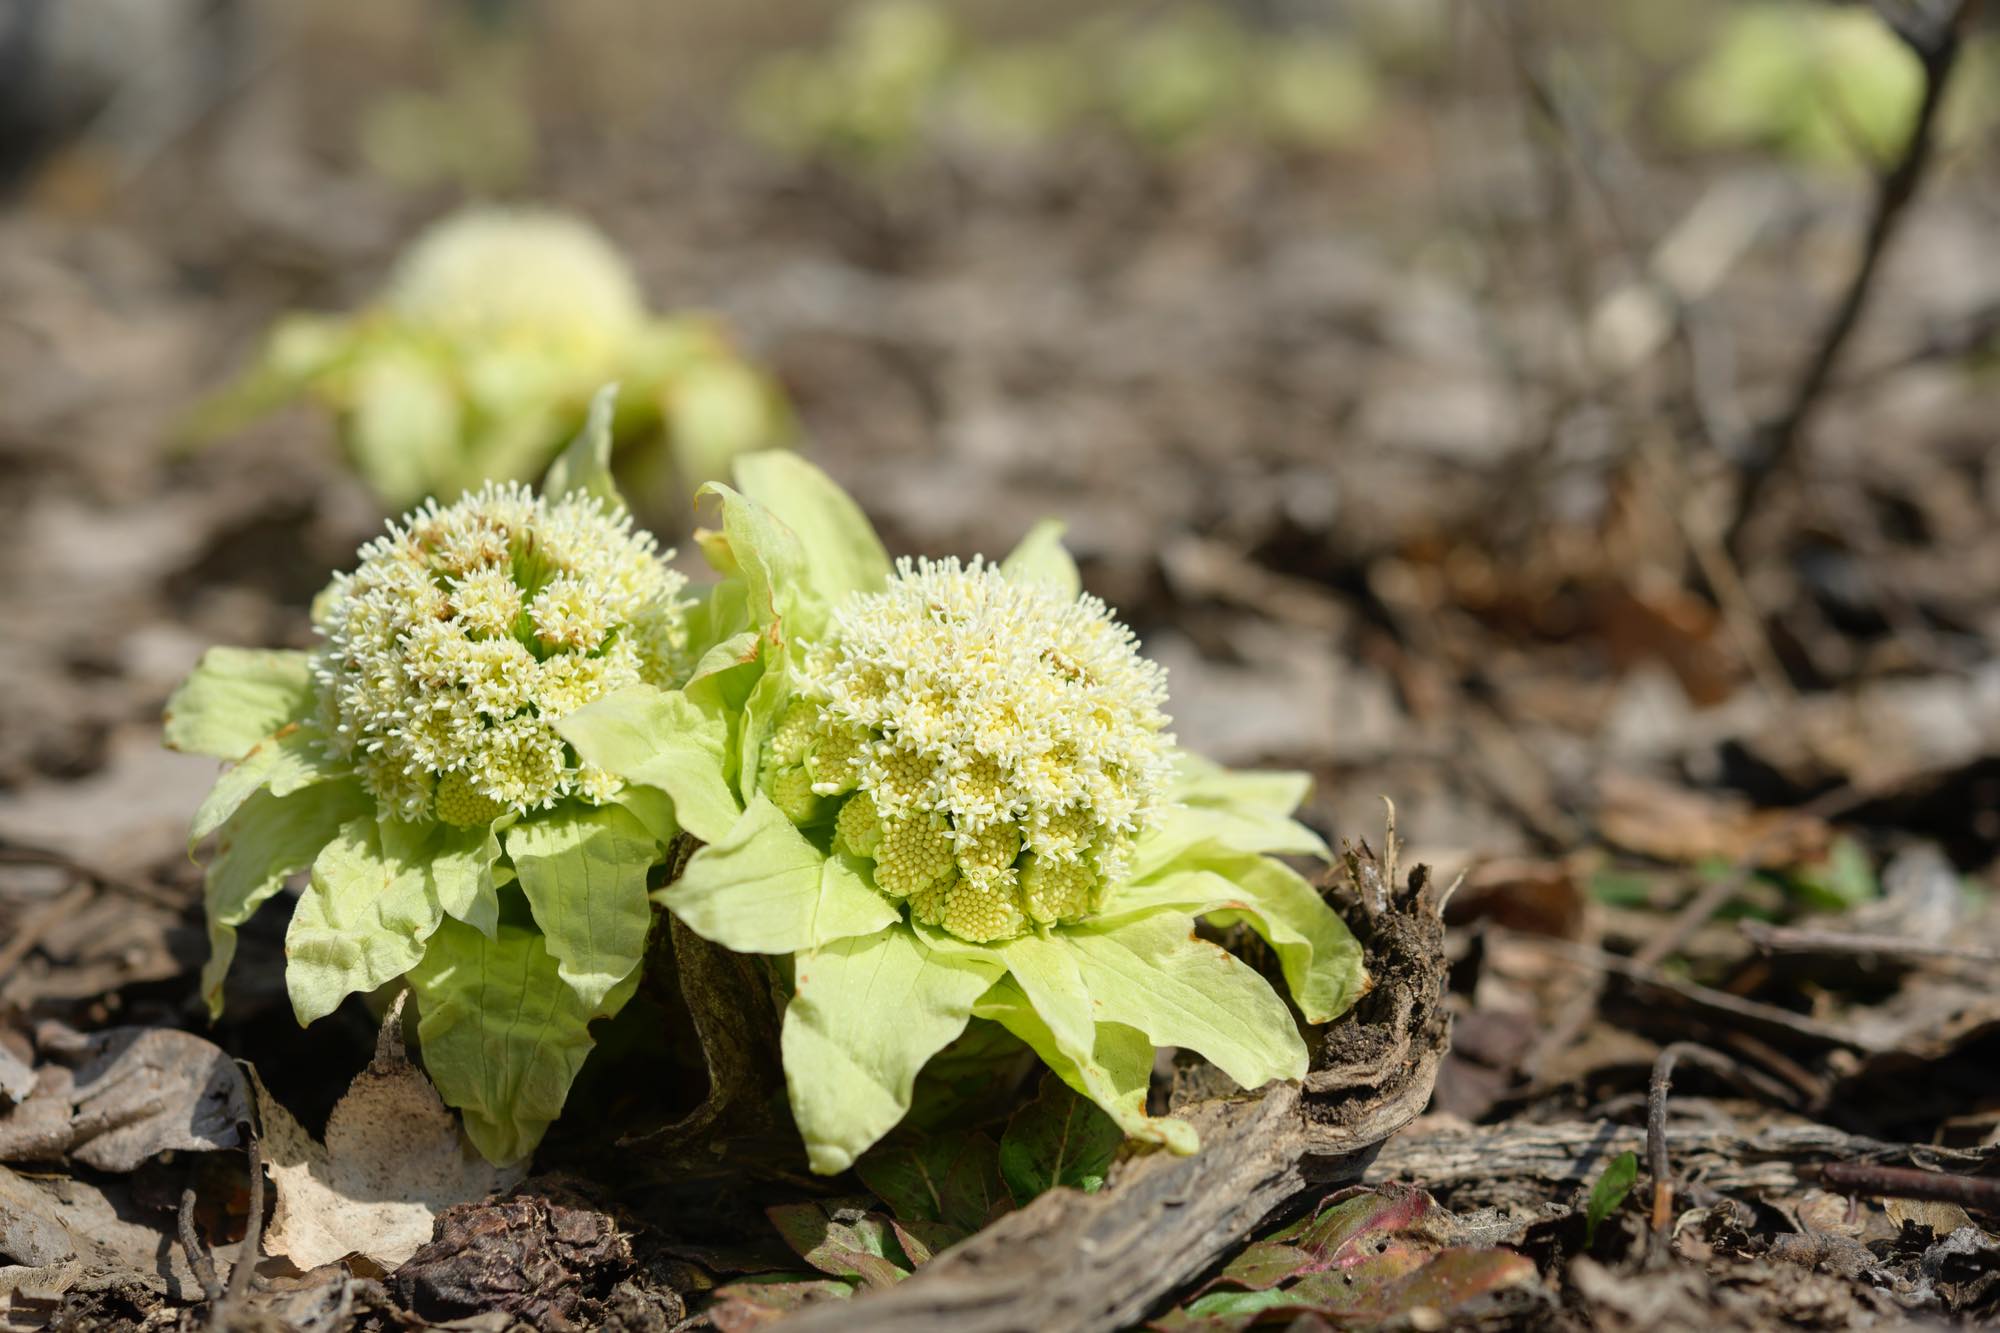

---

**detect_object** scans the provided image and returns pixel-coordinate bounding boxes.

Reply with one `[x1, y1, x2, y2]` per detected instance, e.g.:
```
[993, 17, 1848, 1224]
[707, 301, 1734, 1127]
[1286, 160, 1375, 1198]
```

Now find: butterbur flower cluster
[565, 452, 1369, 1176]
[765, 557, 1174, 942]
[187, 204, 789, 509]
[168, 414, 686, 1166]
[315, 481, 690, 821]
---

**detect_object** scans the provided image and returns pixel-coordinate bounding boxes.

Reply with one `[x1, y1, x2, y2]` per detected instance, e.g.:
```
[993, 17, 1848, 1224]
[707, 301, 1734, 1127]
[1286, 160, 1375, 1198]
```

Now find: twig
[178, 1183, 223, 1303]
[1819, 1160, 2000, 1212]
[1647, 1041, 1807, 1235]
[1725, 0, 1982, 556]
[211, 1130, 264, 1328]
[0, 883, 95, 987]
[1742, 921, 2000, 965]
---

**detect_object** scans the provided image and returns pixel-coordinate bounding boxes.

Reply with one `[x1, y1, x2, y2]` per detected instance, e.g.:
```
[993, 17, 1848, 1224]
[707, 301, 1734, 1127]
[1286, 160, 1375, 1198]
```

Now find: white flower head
[385, 207, 645, 362]
[768, 557, 1175, 943]
[314, 482, 690, 822]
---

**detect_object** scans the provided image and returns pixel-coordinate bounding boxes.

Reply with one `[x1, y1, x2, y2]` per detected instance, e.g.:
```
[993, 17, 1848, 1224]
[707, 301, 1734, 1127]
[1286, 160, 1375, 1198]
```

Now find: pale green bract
[567, 452, 1367, 1174]
[167, 401, 688, 1164]
[185, 204, 791, 509]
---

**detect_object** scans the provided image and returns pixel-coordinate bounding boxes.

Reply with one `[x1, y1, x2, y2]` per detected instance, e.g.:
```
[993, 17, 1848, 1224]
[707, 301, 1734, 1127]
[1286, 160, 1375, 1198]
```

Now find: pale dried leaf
[260, 997, 511, 1270]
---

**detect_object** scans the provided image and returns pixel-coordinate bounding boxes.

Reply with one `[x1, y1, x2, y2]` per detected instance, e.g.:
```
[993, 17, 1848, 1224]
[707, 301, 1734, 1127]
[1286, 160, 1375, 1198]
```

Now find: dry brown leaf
[0, 1025, 248, 1171]
[1595, 770, 1828, 868]
[258, 996, 512, 1271]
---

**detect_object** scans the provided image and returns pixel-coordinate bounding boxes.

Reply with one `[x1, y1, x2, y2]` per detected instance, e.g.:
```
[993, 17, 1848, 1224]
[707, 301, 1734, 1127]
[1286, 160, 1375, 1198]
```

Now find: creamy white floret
[769, 556, 1175, 942]
[313, 481, 690, 821]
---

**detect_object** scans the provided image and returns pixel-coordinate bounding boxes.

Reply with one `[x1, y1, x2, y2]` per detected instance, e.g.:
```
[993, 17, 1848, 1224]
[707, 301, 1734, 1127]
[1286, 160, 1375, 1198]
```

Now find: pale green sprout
[190, 206, 789, 509]
[1670, 3, 2000, 168]
[166, 397, 689, 1164]
[558, 454, 1367, 1174]
[737, 1, 1384, 166]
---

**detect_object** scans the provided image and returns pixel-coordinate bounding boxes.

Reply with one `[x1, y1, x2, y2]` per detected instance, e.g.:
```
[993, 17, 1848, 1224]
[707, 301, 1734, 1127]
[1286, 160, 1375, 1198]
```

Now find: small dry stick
[1819, 1160, 2000, 1213]
[1646, 1042, 1797, 1234]
[178, 1183, 223, 1303]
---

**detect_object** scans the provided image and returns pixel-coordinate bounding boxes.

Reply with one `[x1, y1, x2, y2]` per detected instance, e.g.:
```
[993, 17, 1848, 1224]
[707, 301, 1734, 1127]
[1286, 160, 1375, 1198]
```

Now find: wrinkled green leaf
[999, 518, 1080, 599]
[409, 917, 639, 1165]
[733, 451, 890, 610]
[543, 382, 621, 505]
[189, 725, 345, 847]
[766, 1200, 911, 1288]
[199, 781, 371, 1019]
[666, 795, 898, 955]
[507, 803, 657, 1009]
[783, 925, 1004, 1174]
[970, 975, 1198, 1154]
[855, 1131, 1009, 1232]
[999, 1073, 1123, 1205]
[1066, 913, 1307, 1091]
[285, 815, 452, 1024]
[1107, 844, 1365, 1024]
[164, 647, 317, 761]
[555, 684, 740, 844]
[381, 814, 507, 938]
[1585, 1150, 1638, 1245]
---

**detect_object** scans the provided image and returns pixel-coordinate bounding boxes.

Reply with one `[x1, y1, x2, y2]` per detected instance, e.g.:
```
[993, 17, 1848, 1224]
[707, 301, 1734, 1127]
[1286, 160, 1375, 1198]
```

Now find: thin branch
[1819, 1160, 2000, 1212]
[1726, 0, 1982, 556]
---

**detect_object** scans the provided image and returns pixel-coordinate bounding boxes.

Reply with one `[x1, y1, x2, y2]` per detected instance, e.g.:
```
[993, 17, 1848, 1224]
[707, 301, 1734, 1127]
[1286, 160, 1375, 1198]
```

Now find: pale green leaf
[381, 815, 507, 939]
[732, 451, 890, 608]
[285, 816, 452, 1024]
[1106, 845, 1365, 1024]
[782, 925, 1003, 1174]
[670, 359, 784, 493]
[1129, 753, 1328, 879]
[190, 726, 345, 848]
[999, 519, 1080, 599]
[697, 479, 821, 645]
[543, 382, 621, 505]
[1066, 913, 1307, 1090]
[347, 350, 463, 507]
[506, 803, 658, 1010]
[409, 917, 638, 1165]
[164, 647, 317, 761]
[971, 976, 1197, 1154]
[555, 684, 740, 844]
[993, 932, 1093, 1060]
[199, 781, 371, 1019]
[665, 796, 898, 954]
[735, 658, 792, 806]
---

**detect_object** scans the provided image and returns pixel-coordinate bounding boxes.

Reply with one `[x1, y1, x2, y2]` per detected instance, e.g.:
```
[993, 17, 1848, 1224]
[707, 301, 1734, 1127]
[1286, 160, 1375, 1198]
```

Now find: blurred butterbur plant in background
[188, 205, 791, 513]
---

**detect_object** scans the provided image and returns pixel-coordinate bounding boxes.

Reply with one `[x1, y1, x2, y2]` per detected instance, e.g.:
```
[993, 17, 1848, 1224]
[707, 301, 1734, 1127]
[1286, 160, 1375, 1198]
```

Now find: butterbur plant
[559, 453, 1368, 1173]
[167, 400, 686, 1163]
[190, 205, 789, 509]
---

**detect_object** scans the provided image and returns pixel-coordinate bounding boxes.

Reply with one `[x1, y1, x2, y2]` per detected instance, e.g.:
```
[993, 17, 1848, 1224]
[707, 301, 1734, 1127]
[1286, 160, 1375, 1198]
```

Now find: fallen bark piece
[777, 838, 1451, 1333]
[260, 998, 510, 1271]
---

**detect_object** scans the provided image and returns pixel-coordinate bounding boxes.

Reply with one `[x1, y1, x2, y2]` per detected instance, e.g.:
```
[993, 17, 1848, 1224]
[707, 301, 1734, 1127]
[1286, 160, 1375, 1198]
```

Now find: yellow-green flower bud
[834, 789, 885, 858]
[766, 763, 826, 826]
[873, 816, 956, 899]
[435, 769, 507, 828]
